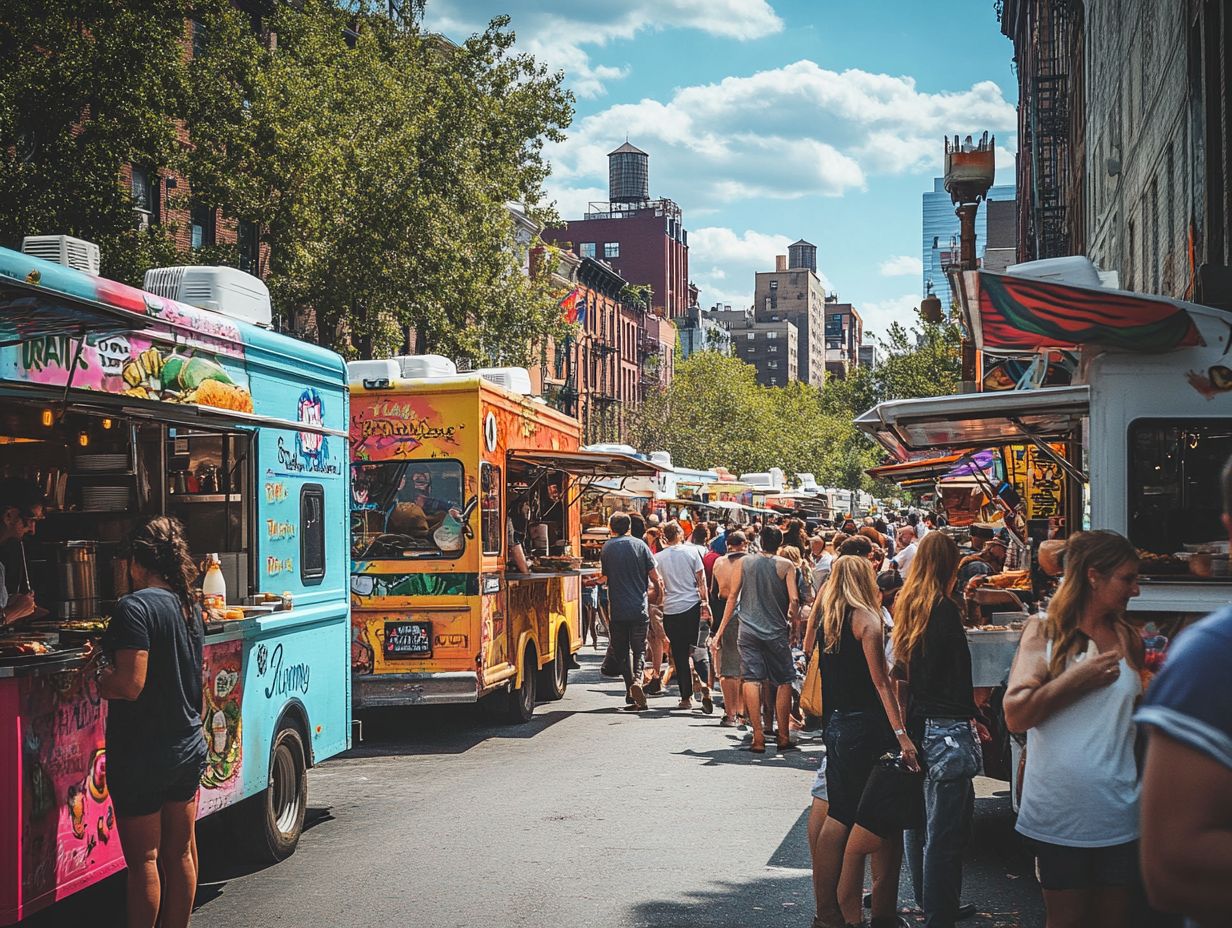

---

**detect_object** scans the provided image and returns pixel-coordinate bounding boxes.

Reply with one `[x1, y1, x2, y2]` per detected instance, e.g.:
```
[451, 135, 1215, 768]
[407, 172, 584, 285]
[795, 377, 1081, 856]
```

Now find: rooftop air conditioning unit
[393, 355, 457, 379]
[649, 451, 673, 470]
[346, 359, 401, 388]
[143, 265, 272, 328]
[21, 235, 101, 275]
[476, 367, 533, 395]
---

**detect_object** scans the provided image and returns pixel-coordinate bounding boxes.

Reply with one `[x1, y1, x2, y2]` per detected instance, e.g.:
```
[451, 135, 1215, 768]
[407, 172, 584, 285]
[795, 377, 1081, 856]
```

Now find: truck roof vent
[21, 235, 101, 275]
[143, 265, 272, 328]
[393, 355, 457, 379]
[476, 367, 533, 395]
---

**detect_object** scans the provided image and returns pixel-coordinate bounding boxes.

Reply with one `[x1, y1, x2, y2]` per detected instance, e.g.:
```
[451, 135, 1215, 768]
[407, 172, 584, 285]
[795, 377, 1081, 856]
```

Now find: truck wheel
[241, 722, 308, 863]
[504, 644, 537, 723]
[538, 629, 570, 701]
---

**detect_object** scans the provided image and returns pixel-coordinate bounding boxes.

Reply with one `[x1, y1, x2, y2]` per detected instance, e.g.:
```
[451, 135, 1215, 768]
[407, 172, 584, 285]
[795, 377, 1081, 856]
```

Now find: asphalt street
[29, 651, 1046, 927]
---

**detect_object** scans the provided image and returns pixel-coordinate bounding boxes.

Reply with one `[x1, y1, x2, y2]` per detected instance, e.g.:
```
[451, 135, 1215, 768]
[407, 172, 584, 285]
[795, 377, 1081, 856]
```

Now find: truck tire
[241, 721, 308, 863]
[504, 644, 537, 723]
[538, 629, 570, 701]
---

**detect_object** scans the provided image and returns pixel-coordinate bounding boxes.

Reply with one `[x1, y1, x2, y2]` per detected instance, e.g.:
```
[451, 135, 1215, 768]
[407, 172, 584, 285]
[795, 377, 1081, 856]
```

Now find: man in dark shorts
[709, 531, 748, 727]
[713, 525, 798, 752]
[600, 512, 663, 711]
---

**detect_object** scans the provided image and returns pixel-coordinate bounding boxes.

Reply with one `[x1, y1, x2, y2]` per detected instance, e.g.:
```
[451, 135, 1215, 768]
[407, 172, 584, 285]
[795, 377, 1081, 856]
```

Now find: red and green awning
[970, 270, 1203, 353]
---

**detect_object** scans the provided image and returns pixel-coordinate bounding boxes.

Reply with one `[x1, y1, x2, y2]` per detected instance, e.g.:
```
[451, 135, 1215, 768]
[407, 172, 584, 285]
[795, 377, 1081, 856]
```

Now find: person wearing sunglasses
[0, 478, 46, 627]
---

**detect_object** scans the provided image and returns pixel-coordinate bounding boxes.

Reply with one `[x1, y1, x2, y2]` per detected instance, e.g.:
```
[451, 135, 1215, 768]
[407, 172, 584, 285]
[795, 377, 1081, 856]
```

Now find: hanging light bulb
[77, 431, 90, 448]
[101, 418, 113, 430]
[40, 409, 54, 427]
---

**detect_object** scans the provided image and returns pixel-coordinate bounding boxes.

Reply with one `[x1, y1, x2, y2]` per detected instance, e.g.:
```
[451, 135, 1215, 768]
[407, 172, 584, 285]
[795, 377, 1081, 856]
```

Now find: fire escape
[588, 334, 619, 444]
[1028, 0, 1071, 259]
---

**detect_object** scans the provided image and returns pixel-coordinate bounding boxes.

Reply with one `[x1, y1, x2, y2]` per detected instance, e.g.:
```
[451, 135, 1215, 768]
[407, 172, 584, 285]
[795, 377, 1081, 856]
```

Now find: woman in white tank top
[1004, 531, 1145, 928]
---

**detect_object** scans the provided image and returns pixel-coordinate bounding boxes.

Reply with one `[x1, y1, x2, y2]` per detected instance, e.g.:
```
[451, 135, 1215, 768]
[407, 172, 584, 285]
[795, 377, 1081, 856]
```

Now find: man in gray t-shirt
[600, 513, 662, 710]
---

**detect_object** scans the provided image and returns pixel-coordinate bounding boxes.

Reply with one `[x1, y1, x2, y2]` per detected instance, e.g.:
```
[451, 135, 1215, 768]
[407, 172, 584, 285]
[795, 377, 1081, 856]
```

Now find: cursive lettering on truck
[263, 642, 311, 699]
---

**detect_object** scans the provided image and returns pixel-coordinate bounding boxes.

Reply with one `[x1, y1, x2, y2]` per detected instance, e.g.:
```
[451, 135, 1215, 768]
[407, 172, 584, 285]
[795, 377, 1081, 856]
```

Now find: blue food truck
[0, 243, 350, 922]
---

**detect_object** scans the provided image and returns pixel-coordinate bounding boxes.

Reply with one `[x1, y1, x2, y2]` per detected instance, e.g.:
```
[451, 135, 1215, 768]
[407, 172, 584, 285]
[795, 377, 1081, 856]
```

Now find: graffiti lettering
[276, 436, 341, 475]
[266, 519, 296, 541]
[267, 556, 295, 576]
[21, 335, 89, 374]
[265, 482, 288, 504]
[263, 642, 311, 699]
[435, 634, 468, 648]
[352, 409, 461, 445]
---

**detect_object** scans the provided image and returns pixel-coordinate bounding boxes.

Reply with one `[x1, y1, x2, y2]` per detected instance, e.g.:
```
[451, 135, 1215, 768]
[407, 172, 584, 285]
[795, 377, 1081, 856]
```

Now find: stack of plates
[81, 486, 130, 511]
[76, 454, 128, 472]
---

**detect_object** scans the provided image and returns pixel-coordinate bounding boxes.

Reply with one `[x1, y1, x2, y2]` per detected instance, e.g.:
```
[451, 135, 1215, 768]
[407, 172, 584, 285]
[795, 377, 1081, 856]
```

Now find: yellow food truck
[347, 358, 657, 721]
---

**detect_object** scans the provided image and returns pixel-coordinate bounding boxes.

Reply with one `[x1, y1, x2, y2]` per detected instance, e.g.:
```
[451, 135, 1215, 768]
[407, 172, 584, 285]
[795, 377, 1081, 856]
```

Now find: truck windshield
[1128, 418, 1232, 573]
[351, 460, 468, 560]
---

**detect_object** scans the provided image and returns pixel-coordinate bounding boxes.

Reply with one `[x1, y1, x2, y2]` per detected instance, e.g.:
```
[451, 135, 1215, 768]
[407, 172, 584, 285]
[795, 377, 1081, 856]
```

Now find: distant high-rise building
[710, 306, 798, 387]
[752, 247, 827, 386]
[982, 199, 1018, 273]
[922, 177, 1015, 308]
[543, 142, 690, 319]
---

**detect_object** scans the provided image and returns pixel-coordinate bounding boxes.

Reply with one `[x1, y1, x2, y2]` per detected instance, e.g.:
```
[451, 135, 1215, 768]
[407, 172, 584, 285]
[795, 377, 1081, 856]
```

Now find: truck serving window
[1128, 419, 1232, 573]
[351, 460, 468, 560]
[480, 463, 501, 556]
[301, 484, 326, 584]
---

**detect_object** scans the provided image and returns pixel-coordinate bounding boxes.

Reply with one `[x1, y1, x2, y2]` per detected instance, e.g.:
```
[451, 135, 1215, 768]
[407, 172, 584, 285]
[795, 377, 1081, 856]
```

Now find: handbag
[855, 753, 924, 836]
[800, 653, 823, 717]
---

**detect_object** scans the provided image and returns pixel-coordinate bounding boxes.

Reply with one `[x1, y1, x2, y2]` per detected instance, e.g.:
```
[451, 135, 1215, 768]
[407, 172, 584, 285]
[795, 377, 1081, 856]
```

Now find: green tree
[0, 0, 191, 279]
[1, 2, 574, 361]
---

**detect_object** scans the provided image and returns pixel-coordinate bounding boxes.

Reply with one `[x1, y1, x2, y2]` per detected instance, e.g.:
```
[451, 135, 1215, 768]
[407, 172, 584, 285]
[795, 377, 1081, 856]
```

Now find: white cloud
[689, 226, 833, 312]
[879, 255, 923, 277]
[545, 60, 1017, 209]
[858, 293, 921, 342]
[421, 1, 784, 98]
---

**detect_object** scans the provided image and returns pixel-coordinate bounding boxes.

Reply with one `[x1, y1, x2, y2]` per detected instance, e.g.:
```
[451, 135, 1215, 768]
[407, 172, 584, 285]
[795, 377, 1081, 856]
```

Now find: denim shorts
[737, 633, 795, 686]
[919, 717, 983, 780]
[1034, 839, 1139, 891]
[823, 709, 896, 826]
[107, 736, 207, 817]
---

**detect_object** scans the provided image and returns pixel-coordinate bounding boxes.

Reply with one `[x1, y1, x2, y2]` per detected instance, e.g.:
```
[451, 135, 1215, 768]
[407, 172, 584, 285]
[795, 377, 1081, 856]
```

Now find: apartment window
[746, 332, 755, 341]
[190, 204, 215, 250]
[579, 242, 596, 258]
[768, 345, 778, 353]
[769, 377, 778, 385]
[1149, 179, 1160, 293]
[604, 242, 620, 259]
[770, 280, 778, 289]
[237, 220, 259, 274]
[767, 360, 778, 369]
[767, 330, 778, 339]
[131, 167, 156, 217]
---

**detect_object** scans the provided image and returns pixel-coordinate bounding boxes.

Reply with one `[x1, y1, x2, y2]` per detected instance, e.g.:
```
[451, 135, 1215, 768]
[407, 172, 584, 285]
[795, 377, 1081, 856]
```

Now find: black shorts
[822, 709, 896, 827]
[1034, 839, 1138, 891]
[108, 739, 207, 818]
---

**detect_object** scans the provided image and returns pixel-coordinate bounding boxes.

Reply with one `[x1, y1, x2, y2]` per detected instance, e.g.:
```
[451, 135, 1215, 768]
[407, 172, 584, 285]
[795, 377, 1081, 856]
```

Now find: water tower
[608, 141, 650, 208]
[788, 239, 817, 273]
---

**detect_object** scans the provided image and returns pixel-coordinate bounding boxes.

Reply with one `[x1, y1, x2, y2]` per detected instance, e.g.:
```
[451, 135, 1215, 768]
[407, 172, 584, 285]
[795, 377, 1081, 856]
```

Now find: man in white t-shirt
[654, 521, 712, 711]
[891, 525, 918, 576]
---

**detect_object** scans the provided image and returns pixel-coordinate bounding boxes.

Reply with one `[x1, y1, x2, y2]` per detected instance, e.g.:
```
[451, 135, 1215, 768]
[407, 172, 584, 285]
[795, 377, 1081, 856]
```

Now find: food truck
[348, 359, 658, 721]
[0, 243, 351, 923]
[857, 258, 1232, 786]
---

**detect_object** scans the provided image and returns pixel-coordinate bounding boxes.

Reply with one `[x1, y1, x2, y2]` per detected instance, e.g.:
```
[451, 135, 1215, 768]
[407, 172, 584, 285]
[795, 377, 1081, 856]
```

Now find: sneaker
[629, 682, 648, 711]
[701, 690, 714, 715]
[645, 678, 663, 696]
[719, 716, 738, 728]
[676, 698, 693, 711]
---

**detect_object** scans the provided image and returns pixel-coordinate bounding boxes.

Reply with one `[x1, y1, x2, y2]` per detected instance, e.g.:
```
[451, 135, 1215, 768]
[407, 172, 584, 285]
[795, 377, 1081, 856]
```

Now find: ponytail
[128, 516, 199, 623]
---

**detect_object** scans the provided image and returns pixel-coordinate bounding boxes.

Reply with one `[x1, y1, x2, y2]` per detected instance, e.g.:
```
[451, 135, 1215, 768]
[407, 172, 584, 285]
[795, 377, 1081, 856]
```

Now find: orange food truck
[346, 357, 658, 721]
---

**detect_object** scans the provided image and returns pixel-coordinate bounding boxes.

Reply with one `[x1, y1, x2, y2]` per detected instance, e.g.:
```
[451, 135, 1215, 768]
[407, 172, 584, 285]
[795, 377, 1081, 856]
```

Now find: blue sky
[423, 0, 1018, 340]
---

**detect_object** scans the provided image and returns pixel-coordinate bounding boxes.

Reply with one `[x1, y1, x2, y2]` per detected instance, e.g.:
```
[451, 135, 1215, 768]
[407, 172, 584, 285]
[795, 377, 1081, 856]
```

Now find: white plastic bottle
[202, 554, 227, 610]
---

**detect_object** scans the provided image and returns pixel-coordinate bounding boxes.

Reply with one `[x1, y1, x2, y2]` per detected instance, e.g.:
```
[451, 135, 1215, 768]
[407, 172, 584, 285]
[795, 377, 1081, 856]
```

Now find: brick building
[822, 297, 863, 380]
[752, 245, 826, 386]
[1001, 0, 1232, 308]
[543, 143, 691, 320]
[710, 306, 798, 387]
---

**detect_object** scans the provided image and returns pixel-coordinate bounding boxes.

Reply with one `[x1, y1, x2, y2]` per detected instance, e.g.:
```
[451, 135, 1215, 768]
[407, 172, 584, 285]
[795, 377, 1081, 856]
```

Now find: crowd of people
[593, 485, 1232, 928]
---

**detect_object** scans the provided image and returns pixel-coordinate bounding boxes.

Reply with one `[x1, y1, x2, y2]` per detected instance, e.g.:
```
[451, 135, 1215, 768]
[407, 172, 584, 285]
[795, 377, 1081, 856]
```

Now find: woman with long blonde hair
[893, 531, 981, 928]
[1004, 530, 1143, 928]
[806, 555, 917, 928]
